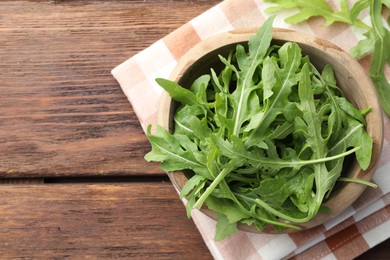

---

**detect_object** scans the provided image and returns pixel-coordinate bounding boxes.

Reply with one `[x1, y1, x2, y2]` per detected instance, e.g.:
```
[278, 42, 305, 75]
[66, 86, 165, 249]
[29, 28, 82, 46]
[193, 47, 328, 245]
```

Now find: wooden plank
[0, 0, 221, 177]
[0, 182, 212, 259]
[0, 180, 389, 259]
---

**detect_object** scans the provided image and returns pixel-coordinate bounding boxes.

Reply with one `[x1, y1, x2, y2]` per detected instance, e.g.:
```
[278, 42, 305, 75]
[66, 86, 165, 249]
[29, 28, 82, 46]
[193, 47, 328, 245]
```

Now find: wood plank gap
[43, 175, 170, 184]
[0, 178, 44, 184]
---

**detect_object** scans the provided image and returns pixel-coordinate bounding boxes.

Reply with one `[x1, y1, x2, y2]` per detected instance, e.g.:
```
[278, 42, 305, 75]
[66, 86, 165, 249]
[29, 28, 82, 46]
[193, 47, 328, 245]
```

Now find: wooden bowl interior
[158, 29, 383, 233]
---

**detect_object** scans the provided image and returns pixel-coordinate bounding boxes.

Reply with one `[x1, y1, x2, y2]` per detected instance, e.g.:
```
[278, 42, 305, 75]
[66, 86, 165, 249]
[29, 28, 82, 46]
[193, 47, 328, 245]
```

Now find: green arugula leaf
[367, 0, 390, 115]
[246, 42, 302, 145]
[155, 78, 198, 106]
[264, 0, 369, 28]
[350, 0, 370, 24]
[229, 15, 274, 137]
[174, 106, 211, 139]
[212, 133, 359, 170]
[256, 168, 314, 209]
[297, 63, 330, 218]
[329, 115, 373, 170]
[335, 96, 366, 126]
[144, 125, 210, 178]
[320, 65, 345, 142]
[349, 0, 390, 115]
[214, 213, 238, 241]
[206, 195, 250, 224]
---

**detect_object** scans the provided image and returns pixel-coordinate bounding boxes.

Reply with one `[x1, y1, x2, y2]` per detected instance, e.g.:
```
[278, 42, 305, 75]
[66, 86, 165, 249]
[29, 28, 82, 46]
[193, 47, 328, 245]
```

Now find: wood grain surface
[0, 0, 389, 259]
[0, 182, 211, 259]
[0, 0, 220, 177]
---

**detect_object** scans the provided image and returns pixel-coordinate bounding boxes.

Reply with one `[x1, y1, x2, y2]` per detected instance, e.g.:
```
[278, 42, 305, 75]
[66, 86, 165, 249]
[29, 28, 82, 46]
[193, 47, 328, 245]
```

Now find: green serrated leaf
[366, 0, 390, 116]
[229, 16, 275, 137]
[145, 125, 210, 177]
[246, 42, 302, 145]
[264, 0, 362, 27]
[180, 175, 206, 199]
[206, 195, 249, 223]
[155, 78, 198, 105]
[350, 0, 370, 24]
[214, 213, 238, 241]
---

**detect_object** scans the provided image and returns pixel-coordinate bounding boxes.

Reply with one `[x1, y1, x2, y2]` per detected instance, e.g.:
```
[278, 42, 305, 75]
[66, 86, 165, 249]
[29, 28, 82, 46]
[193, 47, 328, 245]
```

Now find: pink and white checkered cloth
[112, 0, 390, 259]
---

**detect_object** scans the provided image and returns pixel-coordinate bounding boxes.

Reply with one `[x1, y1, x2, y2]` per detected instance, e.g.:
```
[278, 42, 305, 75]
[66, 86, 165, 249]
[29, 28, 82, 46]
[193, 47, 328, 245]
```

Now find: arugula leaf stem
[329, 125, 363, 153]
[193, 168, 230, 209]
[262, 146, 360, 167]
[255, 198, 311, 223]
[232, 16, 274, 136]
[152, 142, 203, 168]
[220, 140, 360, 168]
[369, 0, 385, 75]
[338, 177, 378, 188]
[234, 193, 311, 223]
[368, 0, 390, 115]
[293, 146, 360, 165]
[246, 47, 300, 145]
[222, 181, 301, 230]
[174, 118, 193, 134]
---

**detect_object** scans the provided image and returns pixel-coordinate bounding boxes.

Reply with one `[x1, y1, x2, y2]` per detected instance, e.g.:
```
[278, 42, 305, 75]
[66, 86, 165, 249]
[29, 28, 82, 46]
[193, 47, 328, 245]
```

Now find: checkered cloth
[112, 0, 390, 259]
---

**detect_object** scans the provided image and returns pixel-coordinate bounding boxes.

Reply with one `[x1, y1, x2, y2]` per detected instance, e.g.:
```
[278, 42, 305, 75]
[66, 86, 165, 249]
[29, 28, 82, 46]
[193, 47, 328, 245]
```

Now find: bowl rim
[157, 28, 384, 233]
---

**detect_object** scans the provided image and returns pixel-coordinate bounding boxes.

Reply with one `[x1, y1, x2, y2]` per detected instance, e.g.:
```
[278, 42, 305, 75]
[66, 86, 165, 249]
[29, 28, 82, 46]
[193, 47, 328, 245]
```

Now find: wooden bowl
[158, 28, 384, 233]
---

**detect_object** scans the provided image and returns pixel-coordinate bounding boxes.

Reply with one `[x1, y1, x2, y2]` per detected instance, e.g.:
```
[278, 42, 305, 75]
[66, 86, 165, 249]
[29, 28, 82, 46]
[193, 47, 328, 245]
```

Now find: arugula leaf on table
[367, 0, 390, 115]
[349, 0, 390, 115]
[264, 0, 369, 28]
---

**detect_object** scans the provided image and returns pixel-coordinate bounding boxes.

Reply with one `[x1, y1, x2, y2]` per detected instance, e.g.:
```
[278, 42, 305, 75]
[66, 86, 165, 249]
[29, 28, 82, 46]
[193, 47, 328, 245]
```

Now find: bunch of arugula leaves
[264, 0, 390, 116]
[145, 16, 374, 241]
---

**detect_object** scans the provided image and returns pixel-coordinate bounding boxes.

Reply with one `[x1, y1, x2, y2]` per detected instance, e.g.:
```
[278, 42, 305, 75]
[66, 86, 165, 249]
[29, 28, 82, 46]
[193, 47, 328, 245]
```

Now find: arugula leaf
[329, 112, 373, 170]
[180, 175, 206, 200]
[350, 0, 390, 115]
[256, 168, 314, 209]
[246, 42, 302, 145]
[214, 213, 238, 241]
[350, 0, 370, 24]
[174, 106, 211, 139]
[206, 195, 250, 224]
[229, 15, 275, 137]
[212, 133, 359, 171]
[144, 125, 210, 178]
[180, 174, 206, 218]
[367, 0, 390, 115]
[264, 0, 369, 28]
[296, 63, 329, 219]
[155, 78, 198, 106]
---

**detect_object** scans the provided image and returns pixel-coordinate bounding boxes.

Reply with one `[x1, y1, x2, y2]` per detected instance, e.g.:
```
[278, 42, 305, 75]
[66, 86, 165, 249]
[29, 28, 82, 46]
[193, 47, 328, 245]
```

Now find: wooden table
[0, 0, 388, 258]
